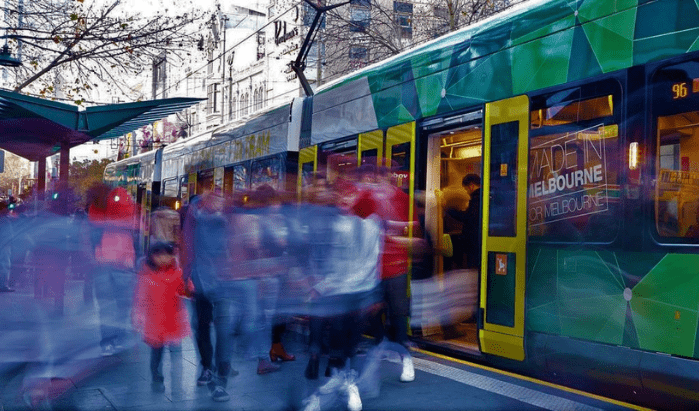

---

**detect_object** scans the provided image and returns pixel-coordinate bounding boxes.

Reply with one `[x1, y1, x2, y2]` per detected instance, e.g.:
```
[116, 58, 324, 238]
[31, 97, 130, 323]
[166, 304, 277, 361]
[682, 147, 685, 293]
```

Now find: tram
[294, 0, 699, 407]
[102, 0, 699, 406]
[103, 100, 302, 253]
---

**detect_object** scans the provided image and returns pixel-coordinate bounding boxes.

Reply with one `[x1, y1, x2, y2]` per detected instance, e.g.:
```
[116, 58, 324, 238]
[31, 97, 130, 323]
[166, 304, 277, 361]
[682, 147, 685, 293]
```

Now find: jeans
[93, 266, 134, 347]
[228, 279, 267, 360]
[192, 290, 234, 384]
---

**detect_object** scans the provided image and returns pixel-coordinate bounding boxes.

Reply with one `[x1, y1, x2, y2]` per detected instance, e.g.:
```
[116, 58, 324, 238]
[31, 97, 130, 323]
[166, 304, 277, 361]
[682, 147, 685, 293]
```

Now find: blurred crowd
[0, 165, 438, 411]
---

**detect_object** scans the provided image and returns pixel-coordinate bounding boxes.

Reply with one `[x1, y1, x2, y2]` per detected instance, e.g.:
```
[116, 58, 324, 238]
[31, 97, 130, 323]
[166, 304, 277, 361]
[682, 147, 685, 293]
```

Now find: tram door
[297, 146, 317, 198]
[480, 95, 529, 361]
[423, 116, 482, 352]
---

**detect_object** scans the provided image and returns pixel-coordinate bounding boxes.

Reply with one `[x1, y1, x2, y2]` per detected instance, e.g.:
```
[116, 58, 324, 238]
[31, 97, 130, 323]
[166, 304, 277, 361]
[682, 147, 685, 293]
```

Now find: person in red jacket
[132, 241, 193, 386]
[351, 164, 418, 383]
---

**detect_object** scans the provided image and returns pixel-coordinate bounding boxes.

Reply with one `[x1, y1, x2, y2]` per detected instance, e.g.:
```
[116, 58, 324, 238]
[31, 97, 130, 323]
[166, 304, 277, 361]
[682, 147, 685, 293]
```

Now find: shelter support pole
[59, 141, 70, 214]
[37, 157, 46, 201]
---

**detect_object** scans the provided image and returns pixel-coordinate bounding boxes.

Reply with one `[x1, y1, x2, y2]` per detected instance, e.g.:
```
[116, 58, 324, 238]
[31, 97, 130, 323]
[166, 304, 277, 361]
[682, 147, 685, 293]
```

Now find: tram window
[301, 162, 314, 188]
[391, 142, 411, 190]
[531, 95, 613, 128]
[320, 139, 358, 183]
[361, 148, 378, 164]
[163, 179, 178, 198]
[654, 113, 699, 238]
[251, 158, 281, 190]
[528, 82, 621, 242]
[489, 121, 518, 237]
[652, 60, 699, 241]
[233, 165, 247, 191]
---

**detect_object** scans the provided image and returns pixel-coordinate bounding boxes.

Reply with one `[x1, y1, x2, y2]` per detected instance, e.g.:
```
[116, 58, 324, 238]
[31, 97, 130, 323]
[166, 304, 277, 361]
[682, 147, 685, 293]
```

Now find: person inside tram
[443, 174, 482, 269]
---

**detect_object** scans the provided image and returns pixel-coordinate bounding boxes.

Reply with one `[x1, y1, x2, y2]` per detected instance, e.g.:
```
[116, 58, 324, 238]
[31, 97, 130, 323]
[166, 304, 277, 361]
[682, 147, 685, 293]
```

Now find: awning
[0, 88, 204, 161]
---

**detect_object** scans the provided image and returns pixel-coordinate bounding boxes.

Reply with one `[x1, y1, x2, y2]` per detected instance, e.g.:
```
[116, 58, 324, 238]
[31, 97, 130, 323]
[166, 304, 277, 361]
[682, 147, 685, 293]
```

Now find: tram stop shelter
[0, 88, 203, 200]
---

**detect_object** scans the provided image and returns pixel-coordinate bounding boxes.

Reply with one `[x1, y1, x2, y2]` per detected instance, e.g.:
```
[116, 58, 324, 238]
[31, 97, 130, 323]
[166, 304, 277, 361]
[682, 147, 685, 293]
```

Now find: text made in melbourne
[528, 125, 609, 226]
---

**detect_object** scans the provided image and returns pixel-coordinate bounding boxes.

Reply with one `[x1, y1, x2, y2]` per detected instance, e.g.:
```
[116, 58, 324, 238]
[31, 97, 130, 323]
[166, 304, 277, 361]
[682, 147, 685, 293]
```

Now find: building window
[153, 56, 167, 98]
[241, 92, 249, 117]
[351, 0, 371, 7]
[259, 86, 265, 110]
[394, 1, 413, 39]
[303, 1, 327, 27]
[257, 31, 266, 60]
[349, 45, 368, 60]
[253, 88, 259, 113]
[207, 84, 219, 114]
[350, 7, 370, 32]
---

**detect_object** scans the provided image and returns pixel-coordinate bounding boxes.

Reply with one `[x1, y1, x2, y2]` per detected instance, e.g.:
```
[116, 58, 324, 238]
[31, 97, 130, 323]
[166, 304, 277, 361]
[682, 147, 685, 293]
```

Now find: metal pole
[221, 15, 228, 117]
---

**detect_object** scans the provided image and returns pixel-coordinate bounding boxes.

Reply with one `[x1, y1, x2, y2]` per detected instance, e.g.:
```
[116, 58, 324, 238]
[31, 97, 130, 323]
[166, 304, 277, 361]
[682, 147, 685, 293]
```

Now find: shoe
[400, 356, 415, 382]
[305, 355, 319, 380]
[257, 358, 281, 375]
[211, 385, 230, 402]
[197, 368, 214, 386]
[302, 395, 321, 411]
[318, 372, 344, 395]
[346, 382, 362, 411]
[101, 344, 115, 357]
[151, 381, 165, 392]
[269, 342, 295, 362]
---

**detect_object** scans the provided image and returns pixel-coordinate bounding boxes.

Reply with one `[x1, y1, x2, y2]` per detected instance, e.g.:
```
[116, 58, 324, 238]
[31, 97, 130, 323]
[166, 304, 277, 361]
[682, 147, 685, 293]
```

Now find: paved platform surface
[0, 281, 648, 411]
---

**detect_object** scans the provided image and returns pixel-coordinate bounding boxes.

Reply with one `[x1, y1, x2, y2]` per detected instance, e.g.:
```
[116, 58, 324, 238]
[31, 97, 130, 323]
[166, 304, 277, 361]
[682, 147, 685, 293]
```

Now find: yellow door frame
[480, 95, 529, 361]
[297, 145, 318, 198]
[358, 130, 384, 167]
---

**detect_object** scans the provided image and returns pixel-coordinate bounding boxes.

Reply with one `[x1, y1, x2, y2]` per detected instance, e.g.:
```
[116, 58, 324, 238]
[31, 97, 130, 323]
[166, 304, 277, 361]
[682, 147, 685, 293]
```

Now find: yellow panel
[479, 330, 525, 361]
[297, 146, 318, 197]
[480, 95, 529, 361]
[386, 122, 416, 237]
[358, 130, 384, 166]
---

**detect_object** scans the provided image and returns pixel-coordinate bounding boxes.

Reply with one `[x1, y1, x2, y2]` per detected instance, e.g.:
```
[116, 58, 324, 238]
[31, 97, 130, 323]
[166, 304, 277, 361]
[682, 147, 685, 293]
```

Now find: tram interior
[414, 125, 482, 354]
[656, 110, 699, 238]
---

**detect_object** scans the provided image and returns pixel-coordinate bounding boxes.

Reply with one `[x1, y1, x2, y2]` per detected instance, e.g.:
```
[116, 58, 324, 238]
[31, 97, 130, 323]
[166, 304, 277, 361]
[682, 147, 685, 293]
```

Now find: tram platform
[0, 281, 649, 411]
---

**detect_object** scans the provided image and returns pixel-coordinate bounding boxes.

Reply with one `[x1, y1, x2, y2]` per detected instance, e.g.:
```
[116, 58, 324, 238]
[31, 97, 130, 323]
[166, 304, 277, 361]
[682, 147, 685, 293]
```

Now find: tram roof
[0, 88, 203, 161]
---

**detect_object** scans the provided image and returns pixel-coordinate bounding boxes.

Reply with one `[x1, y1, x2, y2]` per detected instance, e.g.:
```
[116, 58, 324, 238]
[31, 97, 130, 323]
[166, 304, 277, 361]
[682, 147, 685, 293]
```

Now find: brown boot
[257, 358, 281, 375]
[269, 342, 295, 362]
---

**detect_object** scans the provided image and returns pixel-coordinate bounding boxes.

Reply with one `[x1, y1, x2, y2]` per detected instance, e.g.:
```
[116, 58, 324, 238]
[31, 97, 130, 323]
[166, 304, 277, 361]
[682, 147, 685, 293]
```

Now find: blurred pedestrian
[30, 191, 80, 316]
[88, 185, 138, 356]
[300, 176, 383, 411]
[351, 165, 417, 383]
[248, 185, 297, 367]
[181, 189, 236, 402]
[132, 241, 193, 388]
[0, 203, 14, 292]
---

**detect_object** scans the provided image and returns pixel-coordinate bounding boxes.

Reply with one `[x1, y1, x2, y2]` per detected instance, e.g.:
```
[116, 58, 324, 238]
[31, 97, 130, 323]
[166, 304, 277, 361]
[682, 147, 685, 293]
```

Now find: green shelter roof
[0, 88, 203, 161]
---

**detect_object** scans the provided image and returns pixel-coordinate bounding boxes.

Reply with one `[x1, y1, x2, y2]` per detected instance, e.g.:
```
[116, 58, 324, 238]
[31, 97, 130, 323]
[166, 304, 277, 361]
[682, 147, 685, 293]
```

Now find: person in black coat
[446, 174, 481, 269]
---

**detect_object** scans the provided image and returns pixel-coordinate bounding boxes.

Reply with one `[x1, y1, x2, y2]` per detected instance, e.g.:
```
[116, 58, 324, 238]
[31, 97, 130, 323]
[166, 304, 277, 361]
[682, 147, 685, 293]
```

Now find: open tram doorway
[415, 119, 483, 354]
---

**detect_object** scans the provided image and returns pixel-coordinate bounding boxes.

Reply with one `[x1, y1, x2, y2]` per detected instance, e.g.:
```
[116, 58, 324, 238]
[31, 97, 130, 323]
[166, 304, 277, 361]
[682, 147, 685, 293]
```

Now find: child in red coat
[132, 242, 192, 384]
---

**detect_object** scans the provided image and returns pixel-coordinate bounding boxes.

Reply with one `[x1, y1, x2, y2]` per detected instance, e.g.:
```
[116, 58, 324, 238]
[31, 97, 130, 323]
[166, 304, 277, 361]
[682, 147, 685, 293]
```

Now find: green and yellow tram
[296, 0, 699, 407]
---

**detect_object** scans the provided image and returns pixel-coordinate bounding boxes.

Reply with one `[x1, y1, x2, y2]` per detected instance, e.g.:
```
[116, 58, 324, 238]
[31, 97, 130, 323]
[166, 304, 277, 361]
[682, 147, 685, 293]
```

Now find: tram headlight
[629, 142, 639, 170]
